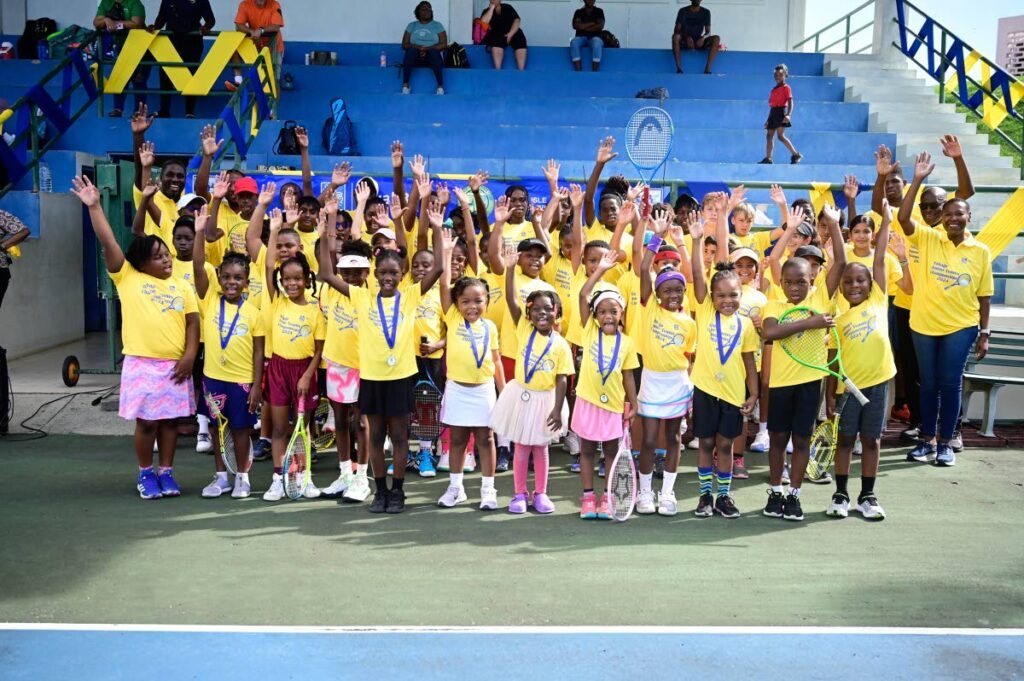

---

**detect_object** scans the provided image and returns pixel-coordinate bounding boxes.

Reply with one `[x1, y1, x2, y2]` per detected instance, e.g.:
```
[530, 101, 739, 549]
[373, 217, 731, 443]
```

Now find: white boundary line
[0, 624, 1022, 636]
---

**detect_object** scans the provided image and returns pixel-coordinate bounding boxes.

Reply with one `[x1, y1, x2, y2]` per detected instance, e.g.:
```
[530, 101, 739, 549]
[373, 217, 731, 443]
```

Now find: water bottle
[38, 160, 52, 192]
[37, 40, 49, 60]
[379, 50, 387, 68]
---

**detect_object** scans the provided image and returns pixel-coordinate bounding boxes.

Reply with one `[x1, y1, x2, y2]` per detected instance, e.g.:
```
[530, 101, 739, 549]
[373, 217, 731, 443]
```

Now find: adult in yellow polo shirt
[898, 152, 992, 467]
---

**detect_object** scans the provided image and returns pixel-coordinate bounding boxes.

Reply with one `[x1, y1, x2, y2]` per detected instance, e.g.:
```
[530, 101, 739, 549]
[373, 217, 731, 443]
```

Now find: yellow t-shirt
[347, 285, 423, 381]
[512, 318, 574, 391]
[585, 219, 633, 278]
[638, 300, 696, 372]
[830, 281, 896, 392]
[566, 278, 620, 347]
[172, 258, 218, 341]
[765, 284, 835, 388]
[247, 247, 268, 309]
[480, 270, 506, 329]
[444, 307, 500, 385]
[738, 284, 768, 370]
[500, 274, 555, 358]
[844, 244, 903, 298]
[199, 292, 264, 383]
[132, 186, 178, 246]
[616, 270, 642, 344]
[499, 221, 537, 251]
[541, 250, 575, 333]
[907, 227, 994, 336]
[691, 297, 760, 408]
[222, 205, 250, 255]
[414, 284, 445, 359]
[733, 229, 774, 255]
[320, 285, 360, 369]
[109, 264, 198, 360]
[263, 291, 326, 360]
[576, 321, 640, 414]
[296, 228, 320, 275]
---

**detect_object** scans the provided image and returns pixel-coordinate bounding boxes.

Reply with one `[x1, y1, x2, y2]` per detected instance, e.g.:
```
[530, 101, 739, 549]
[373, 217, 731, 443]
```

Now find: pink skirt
[325, 360, 360, 404]
[119, 355, 196, 421]
[489, 380, 569, 446]
[570, 398, 624, 442]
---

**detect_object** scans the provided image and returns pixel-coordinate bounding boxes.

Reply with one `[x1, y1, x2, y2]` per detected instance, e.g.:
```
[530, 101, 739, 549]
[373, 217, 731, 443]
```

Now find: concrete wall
[19, 0, 805, 51]
[0, 192, 84, 360]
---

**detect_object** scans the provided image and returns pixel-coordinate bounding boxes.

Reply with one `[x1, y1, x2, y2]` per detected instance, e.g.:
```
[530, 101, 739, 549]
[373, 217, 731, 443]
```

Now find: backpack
[321, 98, 359, 156]
[273, 120, 301, 155]
[17, 17, 57, 59]
[445, 42, 469, 69]
[600, 31, 620, 48]
[47, 25, 93, 60]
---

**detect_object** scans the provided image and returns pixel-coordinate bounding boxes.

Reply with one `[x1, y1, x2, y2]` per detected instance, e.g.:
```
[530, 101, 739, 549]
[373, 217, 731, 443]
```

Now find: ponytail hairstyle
[219, 251, 250, 278]
[451, 276, 489, 304]
[710, 261, 741, 292]
[374, 247, 405, 269]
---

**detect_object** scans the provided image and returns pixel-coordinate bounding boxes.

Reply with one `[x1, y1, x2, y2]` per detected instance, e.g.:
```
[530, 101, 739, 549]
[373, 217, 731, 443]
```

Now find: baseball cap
[176, 193, 206, 210]
[233, 177, 258, 195]
[337, 254, 371, 269]
[517, 238, 549, 254]
[729, 247, 759, 264]
[795, 222, 815, 238]
[794, 245, 825, 263]
[371, 227, 397, 242]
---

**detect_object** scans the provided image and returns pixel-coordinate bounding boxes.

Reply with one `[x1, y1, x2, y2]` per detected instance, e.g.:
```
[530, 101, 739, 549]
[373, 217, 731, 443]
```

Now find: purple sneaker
[137, 469, 163, 500]
[531, 492, 555, 514]
[508, 493, 528, 514]
[157, 470, 181, 497]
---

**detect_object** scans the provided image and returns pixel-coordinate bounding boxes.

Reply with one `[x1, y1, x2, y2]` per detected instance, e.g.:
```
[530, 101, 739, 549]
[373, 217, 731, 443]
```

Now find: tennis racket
[625, 106, 674, 206]
[411, 370, 443, 446]
[204, 391, 250, 475]
[607, 426, 637, 522]
[777, 306, 869, 406]
[283, 395, 312, 500]
[162, 296, 185, 312]
[661, 333, 684, 348]
[943, 273, 972, 290]
[311, 398, 336, 452]
[805, 394, 848, 482]
[290, 325, 312, 341]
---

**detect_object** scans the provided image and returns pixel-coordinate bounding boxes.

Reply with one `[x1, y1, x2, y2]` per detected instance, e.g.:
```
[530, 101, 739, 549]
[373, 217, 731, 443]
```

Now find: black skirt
[765, 106, 791, 130]
[358, 374, 418, 417]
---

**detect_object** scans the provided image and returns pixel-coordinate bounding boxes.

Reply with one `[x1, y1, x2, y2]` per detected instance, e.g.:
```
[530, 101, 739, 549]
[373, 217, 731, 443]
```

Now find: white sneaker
[437, 452, 451, 471]
[401, 85, 410, 95]
[152, 440, 159, 453]
[750, 430, 770, 452]
[687, 437, 699, 450]
[438, 485, 468, 507]
[786, 438, 794, 454]
[636, 490, 656, 515]
[342, 475, 371, 503]
[564, 431, 581, 455]
[826, 494, 850, 518]
[781, 465, 791, 486]
[479, 486, 498, 510]
[196, 433, 213, 454]
[322, 470, 354, 497]
[231, 475, 251, 498]
[657, 490, 677, 516]
[856, 495, 886, 520]
[303, 480, 322, 499]
[463, 453, 476, 472]
[436, 86, 444, 95]
[201, 474, 231, 498]
[263, 474, 285, 502]
[853, 438, 863, 456]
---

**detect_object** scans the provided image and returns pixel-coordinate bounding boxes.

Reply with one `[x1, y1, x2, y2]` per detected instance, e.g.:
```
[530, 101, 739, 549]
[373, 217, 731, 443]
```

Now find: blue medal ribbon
[715, 312, 741, 366]
[523, 329, 554, 384]
[376, 292, 400, 351]
[597, 331, 622, 385]
[218, 296, 243, 352]
[465, 319, 490, 370]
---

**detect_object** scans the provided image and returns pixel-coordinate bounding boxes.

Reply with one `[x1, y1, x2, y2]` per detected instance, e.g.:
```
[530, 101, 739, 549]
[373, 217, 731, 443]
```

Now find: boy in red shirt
[760, 64, 802, 165]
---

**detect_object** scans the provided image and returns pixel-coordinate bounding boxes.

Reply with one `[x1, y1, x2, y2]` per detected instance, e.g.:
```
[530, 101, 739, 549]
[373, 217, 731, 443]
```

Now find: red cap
[233, 177, 258, 195]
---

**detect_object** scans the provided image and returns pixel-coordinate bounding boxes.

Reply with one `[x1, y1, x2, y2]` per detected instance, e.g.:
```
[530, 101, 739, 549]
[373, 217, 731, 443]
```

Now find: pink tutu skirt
[489, 380, 569, 446]
[570, 397, 625, 442]
[119, 355, 196, 421]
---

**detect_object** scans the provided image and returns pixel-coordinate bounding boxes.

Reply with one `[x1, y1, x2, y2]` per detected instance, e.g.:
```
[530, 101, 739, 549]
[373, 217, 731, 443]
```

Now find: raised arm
[295, 126, 314, 197]
[71, 176, 124, 273]
[194, 124, 222, 201]
[247, 181, 276, 260]
[584, 136, 616, 227]
[888, 229, 913, 296]
[454, 187, 479, 274]
[350, 180, 370, 241]
[265, 208, 284, 301]
[767, 205, 805, 285]
[820, 204, 846, 298]
[873, 199, 891, 288]
[317, 213, 351, 296]
[897, 151, 935, 237]
[871, 144, 894, 215]
[403, 154, 426, 233]
[420, 208, 447, 295]
[578, 250, 618, 328]
[204, 172, 229, 241]
[688, 216, 708, 305]
[321, 162, 351, 206]
[132, 179, 159, 236]
[940, 134, 974, 200]
[504, 251, 523, 325]
[843, 174, 859, 228]
[439, 222, 454, 314]
[767, 183, 788, 241]
[541, 159, 561, 232]
[487, 196, 510, 275]
[641, 209, 672, 305]
[391, 141, 406, 207]
[609, 185, 639, 264]
[192, 205, 212, 300]
[568, 183, 585, 274]
[131, 104, 154, 191]
[415, 176, 433, 252]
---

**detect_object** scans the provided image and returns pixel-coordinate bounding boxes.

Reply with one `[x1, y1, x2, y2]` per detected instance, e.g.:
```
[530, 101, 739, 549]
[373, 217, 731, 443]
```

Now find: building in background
[996, 15, 1024, 76]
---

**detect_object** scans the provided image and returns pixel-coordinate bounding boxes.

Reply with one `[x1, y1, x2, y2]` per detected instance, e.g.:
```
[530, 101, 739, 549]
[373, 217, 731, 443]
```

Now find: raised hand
[875, 144, 894, 176]
[390, 140, 404, 169]
[939, 134, 962, 159]
[416, 175, 432, 199]
[531, 205, 544, 224]
[284, 207, 299, 226]
[688, 215, 705, 240]
[820, 204, 841, 224]
[282, 191, 297, 212]
[70, 175, 100, 206]
[568, 183, 584, 209]
[914, 151, 935, 180]
[295, 126, 309, 149]
[769, 183, 786, 206]
[141, 178, 159, 199]
[372, 203, 391, 228]
[889, 231, 908, 260]
[879, 198, 892, 226]
[331, 162, 352, 187]
[468, 169, 489, 191]
[617, 197, 637, 226]
[843, 174, 859, 200]
[711, 191, 729, 216]
[268, 207, 283, 232]
[409, 153, 426, 180]
[787, 205, 807, 229]
[389, 192, 405, 221]
[727, 184, 747, 209]
[542, 158, 560, 186]
[502, 249, 519, 270]
[316, 209, 328, 238]
[493, 195, 510, 224]
[323, 193, 339, 215]
[596, 249, 618, 274]
[138, 140, 155, 168]
[596, 136, 618, 164]
[651, 207, 670, 236]
[436, 182, 451, 208]
[212, 171, 230, 200]
[130, 103, 154, 134]
[453, 187, 471, 207]
[194, 205, 209, 233]
[668, 222, 686, 246]
[427, 202, 445, 229]
[258, 181, 277, 207]
[355, 180, 371, 204]
[200, 124, 222, 157]
[625, 181, 644, 203]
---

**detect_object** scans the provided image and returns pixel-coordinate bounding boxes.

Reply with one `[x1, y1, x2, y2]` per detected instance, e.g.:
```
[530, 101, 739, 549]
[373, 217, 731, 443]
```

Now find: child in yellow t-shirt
[72, 176, 200, 501]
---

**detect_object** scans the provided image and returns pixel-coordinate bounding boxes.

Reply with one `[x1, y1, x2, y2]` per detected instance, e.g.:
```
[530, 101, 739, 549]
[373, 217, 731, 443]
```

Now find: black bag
[445, 42, 469, 68]
[273, 120, 301, 155]
[307, 50, 337, 66]
[17, 17, 58, 59]
[635, 87, 669, 100]
[0, 345, 9, 435]
[600, 31, 620, 48]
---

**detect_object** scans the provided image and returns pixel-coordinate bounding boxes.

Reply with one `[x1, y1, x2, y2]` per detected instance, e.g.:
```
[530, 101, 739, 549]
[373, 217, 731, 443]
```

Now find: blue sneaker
[570, 455, 580, 473]
[137, 470, 162, 500]
[157, 470, 181, 497]
[934, 444, 956, 467]
[598, 459, 606, 478]
[417, 449, 437, 477]
[252, 438, 272, 461]
[906, 442, 935, 463]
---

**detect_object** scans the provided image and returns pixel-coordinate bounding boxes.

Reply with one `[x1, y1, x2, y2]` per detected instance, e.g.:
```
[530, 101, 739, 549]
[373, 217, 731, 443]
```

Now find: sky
[803, 0, 1023, 59]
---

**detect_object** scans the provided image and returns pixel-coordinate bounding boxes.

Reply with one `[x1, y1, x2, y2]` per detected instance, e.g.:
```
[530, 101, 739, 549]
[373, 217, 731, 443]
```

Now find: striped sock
[697, 467, 713, 496]
[716, 469, 733, 497]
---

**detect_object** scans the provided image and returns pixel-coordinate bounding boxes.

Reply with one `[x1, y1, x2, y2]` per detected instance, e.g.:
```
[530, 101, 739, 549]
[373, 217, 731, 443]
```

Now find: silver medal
[600, 394, 609, 404]
[715, 371, 726, 382]
[387, 355, 397, 367]
[520, 391, 531, 402]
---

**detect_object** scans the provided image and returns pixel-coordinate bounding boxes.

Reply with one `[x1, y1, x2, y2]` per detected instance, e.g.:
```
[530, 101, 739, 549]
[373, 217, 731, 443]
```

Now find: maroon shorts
[265, 355, 318, 409]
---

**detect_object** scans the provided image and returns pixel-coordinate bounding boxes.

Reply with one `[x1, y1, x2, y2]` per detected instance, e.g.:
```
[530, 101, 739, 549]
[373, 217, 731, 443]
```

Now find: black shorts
[692, 386, 744, 440]
[484, 28, 527, 50]
[358, 375, 417, 417]
[768, 380, 821, 437]
[675, 33, 718, 50]
[765, 106, 791, 130]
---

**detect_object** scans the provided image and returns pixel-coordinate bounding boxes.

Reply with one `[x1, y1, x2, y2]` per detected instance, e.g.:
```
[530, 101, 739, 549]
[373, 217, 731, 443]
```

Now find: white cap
[337, 255, 371, 269]
[371, 227, 397, 242]
[176, 193, 207, 210]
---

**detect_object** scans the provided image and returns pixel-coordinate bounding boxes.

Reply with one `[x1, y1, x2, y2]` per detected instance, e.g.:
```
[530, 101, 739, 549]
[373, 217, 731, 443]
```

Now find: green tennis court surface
[1, 435, 1022, 628]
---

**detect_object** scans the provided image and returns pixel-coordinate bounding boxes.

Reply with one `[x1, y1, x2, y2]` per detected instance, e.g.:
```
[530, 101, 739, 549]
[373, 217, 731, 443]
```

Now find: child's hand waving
[70, 175, 100, 206]
[258, 181, 276, 207]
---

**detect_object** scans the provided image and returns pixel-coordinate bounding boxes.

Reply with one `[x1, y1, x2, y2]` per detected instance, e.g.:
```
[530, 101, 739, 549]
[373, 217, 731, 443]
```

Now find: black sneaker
[252, 438, 272, 461]
[495, 445, 511, 473]
[385, 489, 406, 514]
[653, 453, 666, 479]
[714, 494, 740, 519]
[763, 490, 784, 518]
[368, 490, 388, 513]
[694, 492, 714, 517]
[783, 494, 804, 521]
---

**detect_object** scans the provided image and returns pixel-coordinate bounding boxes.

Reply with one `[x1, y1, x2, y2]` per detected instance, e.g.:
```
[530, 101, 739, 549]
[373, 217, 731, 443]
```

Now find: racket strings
[608, 455, 636, 521]
[779, 310, 829, 368]
[626, 108, 672, 168]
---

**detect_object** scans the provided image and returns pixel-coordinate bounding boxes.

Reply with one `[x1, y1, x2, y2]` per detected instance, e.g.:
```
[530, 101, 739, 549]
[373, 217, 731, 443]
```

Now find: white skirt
[637, 367, 694, 420]
[440, 380, 497, 428]
[489, 380, 570, 446]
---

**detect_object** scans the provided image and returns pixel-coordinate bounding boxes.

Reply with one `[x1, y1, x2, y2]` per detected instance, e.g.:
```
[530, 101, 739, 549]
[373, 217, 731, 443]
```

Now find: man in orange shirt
[225, 0, 284, 91]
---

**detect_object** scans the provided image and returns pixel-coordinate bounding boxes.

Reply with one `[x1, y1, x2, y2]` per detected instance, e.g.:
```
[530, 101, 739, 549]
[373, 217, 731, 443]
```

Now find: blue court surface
[2, 625, 1023, 680]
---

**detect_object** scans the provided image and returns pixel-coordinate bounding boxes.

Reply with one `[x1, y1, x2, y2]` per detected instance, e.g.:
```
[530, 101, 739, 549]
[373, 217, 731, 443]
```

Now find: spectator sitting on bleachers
[226, 0, 284, 92]
[570, 0, 604, 72]
[481, 0, 527, 71]
[94, 0, 147, 118]
[402, 1, 448, 96]
[672, 0, 720, 75]
[148, 0, 216, 119]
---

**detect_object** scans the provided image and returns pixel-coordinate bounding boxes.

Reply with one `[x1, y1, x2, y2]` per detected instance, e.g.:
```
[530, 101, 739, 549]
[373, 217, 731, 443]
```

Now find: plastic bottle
[380, 50, 387, 68]
[38, 160, 52, 192]
[37, 40, 49, 60]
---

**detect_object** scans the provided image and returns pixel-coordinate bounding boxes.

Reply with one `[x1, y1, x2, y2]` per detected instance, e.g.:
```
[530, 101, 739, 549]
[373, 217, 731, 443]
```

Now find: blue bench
[962, 331, 1024, 437]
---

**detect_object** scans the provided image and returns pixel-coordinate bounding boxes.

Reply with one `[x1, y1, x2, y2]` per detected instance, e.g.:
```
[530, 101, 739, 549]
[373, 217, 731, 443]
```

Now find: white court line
[0, 624, 1022, 636]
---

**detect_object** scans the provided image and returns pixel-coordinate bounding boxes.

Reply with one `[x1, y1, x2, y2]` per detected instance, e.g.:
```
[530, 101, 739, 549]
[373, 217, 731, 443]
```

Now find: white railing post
[872, 0, 901, 62]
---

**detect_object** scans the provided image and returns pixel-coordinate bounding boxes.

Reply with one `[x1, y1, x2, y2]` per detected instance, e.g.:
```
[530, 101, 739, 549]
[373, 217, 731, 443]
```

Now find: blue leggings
[911, 326, 977, 441]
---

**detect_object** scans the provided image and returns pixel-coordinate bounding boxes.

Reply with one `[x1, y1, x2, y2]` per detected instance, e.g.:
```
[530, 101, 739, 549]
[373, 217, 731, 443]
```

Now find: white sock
[789, 486, 801, 497]
[497, 435, 511, 448]
[662, 471, 677, 495]
[419, 439, 432, 453]
[234, 74, 243, 84]
[197, 415, 210, 436]
[260, 436, 271, 444]
[216, 471, 228, 483]
[771, 484, 783, 493]
[758, 422, 768, 433]
[450, 472, 464, 488]
[639, 472, 653, 493]
[356, 463, 368, 477]
[339, 461, 349, 473]
[238, 472, 249, 483]
[481, 475, 495, 491]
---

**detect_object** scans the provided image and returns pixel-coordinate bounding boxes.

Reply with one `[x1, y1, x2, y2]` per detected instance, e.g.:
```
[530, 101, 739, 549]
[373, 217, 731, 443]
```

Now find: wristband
[979, 328, 990, 336]
[899, 259, 909, 265]
[116, 22, 124, 30]
[646, 235, 663, 254]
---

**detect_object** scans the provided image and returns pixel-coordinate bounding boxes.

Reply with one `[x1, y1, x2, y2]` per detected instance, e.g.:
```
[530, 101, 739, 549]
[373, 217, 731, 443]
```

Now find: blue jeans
[912, 326, 978, 441]
[570, 36, 604, 63]
[402, 47, 444, 88]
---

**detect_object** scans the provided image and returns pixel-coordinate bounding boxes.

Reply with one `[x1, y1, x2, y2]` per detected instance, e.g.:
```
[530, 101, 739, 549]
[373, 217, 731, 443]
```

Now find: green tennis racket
[283, 396, 312, 500]
[777, 306, 869, 406]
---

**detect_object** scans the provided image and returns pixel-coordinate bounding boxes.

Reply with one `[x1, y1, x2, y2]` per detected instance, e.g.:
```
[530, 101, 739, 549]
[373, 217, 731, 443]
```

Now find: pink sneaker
[597, 493, 611, 519]
[509, 493, 528, 514]
[579, 492, 597, 519]
[532, 492, 555, 514]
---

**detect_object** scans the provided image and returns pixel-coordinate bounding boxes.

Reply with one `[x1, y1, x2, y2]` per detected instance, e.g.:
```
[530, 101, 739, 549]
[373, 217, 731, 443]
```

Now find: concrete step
[897, 132, 1003, 150]
[869, 114, 975, 135]
[867, 101, 961, 115]
[897, 142, 1011, 165]
[828, 65, 922, 81]
[930, 166, 1020, 185]
[846, 88, 942, 104]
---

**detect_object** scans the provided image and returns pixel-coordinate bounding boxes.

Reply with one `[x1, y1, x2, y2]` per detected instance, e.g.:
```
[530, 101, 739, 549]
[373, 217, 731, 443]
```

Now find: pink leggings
[513, 444, 549, 495]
